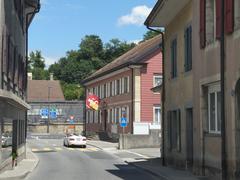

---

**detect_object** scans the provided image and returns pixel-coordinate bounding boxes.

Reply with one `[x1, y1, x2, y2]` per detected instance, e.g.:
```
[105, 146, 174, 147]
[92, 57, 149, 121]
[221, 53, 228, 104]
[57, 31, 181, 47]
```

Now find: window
[171, 38, 177, 78]
[116, 79, 120, 95]
[153, 106, 161, 124]
[98, 86, 100, 97]
[208, 85, 221, 133]
[168, 110, 181, 151]
[103, 84, 107, 98]
[153, 75, 162, 87]
[115, 107, 120, 123]
[110, 82, 113, 96]
[235, 0, 240, 30]
[124, 77, 128, 93]
[184, 25, 192, 72]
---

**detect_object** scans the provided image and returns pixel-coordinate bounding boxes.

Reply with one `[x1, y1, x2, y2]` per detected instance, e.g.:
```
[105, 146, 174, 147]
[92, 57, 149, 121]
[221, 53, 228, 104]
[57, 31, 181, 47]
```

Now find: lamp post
[47, 87, 52, 133]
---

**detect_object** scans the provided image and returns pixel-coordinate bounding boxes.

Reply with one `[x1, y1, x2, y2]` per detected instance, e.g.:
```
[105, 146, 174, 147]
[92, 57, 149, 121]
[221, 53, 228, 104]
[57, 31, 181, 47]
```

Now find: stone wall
[28, 123, 84, 134]
[118, 129, 161, 149]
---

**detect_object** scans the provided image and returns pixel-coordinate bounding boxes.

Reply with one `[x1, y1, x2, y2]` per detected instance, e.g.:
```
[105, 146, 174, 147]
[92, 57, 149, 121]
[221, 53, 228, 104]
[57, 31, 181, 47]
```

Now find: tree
[28, 50, 49, 80]
[143, 30, 160, 41]
[61, 82, 84, 100]
[79, 35, 103, 59]
[103, 39, 136, 63]
[29, 51, 45, 70]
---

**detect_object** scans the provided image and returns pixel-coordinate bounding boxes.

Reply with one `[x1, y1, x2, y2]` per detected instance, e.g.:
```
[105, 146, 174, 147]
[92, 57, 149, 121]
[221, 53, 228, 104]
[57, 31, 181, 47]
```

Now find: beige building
[146, 0, 240, 179]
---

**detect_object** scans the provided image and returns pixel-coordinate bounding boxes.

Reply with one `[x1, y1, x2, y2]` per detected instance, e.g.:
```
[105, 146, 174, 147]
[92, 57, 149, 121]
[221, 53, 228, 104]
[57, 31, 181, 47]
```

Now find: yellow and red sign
[86, 94, 99, 111]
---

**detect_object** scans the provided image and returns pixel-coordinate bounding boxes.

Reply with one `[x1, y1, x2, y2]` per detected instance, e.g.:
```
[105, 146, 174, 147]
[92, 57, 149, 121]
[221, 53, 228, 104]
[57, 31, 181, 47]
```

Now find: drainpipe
[131, 68, 134, 134]
[146, 26, 165, 166]
[220, 0, 227, 179]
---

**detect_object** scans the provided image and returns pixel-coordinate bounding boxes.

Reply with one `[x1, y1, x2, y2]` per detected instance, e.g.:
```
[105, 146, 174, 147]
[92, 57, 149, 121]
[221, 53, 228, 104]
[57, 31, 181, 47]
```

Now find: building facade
[0, 0, 40, 170]
[83, 36, 162, 138]
[146, 0, 240, 179]
[27, 79, 85, 134]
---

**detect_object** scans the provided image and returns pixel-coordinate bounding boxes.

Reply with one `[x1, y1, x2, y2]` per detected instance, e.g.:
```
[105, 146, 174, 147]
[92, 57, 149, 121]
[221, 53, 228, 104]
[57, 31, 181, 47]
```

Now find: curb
[0, 150, 39, 180]
[125, 161, 168, 180]
[86, 143, 103, 150]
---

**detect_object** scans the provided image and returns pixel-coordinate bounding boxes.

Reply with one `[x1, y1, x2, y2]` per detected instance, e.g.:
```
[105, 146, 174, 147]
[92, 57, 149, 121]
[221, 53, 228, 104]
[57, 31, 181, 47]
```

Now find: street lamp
[47, 86, 52, 133]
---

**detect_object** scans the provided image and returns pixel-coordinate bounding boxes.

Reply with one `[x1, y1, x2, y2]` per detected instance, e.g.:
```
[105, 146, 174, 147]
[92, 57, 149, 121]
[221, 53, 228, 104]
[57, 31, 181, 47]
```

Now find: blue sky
[28, 0, 157, 67]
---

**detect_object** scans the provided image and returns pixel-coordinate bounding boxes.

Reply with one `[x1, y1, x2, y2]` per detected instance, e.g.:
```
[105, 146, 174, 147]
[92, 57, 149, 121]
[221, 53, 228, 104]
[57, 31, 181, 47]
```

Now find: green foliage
[29, 51, 45, 70]
[142, 30, 160, 42]
[32, 68, 49, 80]
[61, 82, 84, 100]
[35, 32, 162, 100]
[28, 50, 49, 80]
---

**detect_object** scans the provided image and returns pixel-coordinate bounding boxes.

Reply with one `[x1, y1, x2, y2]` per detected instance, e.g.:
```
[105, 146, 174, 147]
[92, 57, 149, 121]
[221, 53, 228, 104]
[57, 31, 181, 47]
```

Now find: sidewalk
[88, 140, 208, 180]
[0, 148, 39, 180]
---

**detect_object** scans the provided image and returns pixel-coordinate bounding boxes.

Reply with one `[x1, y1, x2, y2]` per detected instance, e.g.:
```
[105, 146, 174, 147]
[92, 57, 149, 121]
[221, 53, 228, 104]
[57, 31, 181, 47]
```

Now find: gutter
[82, 62, 146, 85]
[146, 26, 165, 166]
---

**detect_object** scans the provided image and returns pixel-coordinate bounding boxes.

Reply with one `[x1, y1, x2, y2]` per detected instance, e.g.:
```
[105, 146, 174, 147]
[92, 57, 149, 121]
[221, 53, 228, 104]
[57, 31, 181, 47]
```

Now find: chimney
[28, 73, 32, 80]
[50, 73, 54, 81]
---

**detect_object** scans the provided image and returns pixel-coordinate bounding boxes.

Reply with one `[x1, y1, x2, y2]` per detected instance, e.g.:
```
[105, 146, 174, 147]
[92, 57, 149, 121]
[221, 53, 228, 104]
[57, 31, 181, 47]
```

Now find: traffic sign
[40, 108, 48, 119]
[120, 117, 127, 127]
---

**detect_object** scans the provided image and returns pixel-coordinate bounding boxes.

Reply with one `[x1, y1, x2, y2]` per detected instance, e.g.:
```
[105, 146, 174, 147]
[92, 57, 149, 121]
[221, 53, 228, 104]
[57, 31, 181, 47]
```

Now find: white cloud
[128, 39, 142, 44]
[44, 56, 59, 68]
[117, 5, 152, 26]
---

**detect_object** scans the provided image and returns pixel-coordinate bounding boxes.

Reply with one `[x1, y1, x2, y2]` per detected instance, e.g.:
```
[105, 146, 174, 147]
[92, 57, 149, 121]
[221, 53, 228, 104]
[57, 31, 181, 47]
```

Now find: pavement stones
[0, 149, 39, 180]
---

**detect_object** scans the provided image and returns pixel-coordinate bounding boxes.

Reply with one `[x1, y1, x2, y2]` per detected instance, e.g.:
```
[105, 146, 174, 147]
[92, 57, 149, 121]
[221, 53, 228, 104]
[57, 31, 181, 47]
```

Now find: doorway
[103, 110, 107, 131]
[186, 108, 193, 169]
[235, 79, 240, 176]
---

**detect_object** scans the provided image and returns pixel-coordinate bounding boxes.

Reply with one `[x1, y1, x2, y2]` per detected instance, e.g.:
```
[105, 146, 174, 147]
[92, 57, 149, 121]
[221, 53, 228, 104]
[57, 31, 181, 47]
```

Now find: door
[186, 108, 193, 169]
[236, 79, 240, 176]
[104, 110, 107, 131]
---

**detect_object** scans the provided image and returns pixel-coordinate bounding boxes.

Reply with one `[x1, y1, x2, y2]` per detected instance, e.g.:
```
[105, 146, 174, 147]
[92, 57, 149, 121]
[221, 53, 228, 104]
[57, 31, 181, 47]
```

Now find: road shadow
[106, 163, 159, 180]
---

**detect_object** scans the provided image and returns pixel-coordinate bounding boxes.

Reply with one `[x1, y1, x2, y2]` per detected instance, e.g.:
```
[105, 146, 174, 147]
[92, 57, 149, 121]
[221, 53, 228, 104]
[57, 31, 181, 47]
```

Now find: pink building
[83, 35, 162, 138]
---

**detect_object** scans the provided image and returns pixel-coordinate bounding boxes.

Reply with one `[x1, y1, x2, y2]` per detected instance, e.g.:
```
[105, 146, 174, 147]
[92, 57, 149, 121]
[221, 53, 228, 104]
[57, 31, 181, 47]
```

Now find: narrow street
[26, 138, 160, 180]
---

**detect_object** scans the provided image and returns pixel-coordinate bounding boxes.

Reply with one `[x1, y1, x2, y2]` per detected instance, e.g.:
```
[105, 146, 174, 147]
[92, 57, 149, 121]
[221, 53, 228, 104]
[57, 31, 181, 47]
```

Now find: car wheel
[82, 145, 86, 148]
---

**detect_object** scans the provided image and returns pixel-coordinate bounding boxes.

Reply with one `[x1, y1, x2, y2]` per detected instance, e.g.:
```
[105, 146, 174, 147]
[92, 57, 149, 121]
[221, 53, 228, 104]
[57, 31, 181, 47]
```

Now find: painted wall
[140, 49, 162, 123]
[163, 2, 193, 168]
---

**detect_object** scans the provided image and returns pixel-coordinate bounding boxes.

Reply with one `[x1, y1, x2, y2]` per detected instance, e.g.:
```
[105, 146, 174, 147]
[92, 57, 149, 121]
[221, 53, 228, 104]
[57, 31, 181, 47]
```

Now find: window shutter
[200, 0, 206, 48]
[225, 0, 234, 33]
[184, 29, 188, 71]
[189, 26, 192, 70]
[167, 111, 172, 151]
[127, 76, 130, 93]
[177, 109, 181, 152]
[216, 0, 221, 39]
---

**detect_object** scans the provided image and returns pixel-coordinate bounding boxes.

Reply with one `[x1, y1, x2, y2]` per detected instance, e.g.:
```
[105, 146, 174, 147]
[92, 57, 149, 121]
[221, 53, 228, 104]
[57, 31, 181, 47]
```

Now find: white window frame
[205, 0, 216, 45]
[235, 0, 240, 30]
[121, 78, 124, 94]
[208, 84, 221, 134]
[153, 75, 162, 87]
[99, 110, 102, 123]
[153, 106, 161, 125]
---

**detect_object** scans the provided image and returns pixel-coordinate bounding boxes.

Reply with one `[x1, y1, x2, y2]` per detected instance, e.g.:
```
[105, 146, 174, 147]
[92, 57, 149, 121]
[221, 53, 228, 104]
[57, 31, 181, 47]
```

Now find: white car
[63, 134, 87, 148]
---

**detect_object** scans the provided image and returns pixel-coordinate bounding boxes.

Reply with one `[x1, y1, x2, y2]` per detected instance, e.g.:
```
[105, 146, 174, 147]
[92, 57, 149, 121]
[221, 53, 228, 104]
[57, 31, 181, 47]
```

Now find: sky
[28, 0, 157, 67]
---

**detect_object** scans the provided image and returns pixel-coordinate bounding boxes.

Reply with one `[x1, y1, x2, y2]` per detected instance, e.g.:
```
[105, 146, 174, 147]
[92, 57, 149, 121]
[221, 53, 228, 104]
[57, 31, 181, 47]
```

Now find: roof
[27, 80, 65, 102]
[144, 0, 163, 27]
[82, 35, 162, 84]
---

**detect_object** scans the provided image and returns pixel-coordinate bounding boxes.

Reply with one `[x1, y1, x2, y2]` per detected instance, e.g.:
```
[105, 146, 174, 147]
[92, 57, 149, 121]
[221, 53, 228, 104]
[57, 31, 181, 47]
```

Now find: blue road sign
[50, 111, 57, 119]
[40, 108, 49, 119]
[120, 117, 127, 127]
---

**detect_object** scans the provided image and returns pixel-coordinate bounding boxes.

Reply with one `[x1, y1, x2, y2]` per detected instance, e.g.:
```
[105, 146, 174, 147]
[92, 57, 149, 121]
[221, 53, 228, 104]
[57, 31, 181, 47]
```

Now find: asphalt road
[26, 138, 158, 180]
